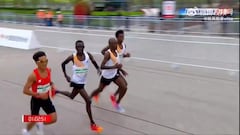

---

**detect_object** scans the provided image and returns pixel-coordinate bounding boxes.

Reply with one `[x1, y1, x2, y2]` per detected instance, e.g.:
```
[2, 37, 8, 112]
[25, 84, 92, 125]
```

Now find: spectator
[46, 9, 54, 26]
[36, 9, 46, 25]
[57, 11, 64, 27]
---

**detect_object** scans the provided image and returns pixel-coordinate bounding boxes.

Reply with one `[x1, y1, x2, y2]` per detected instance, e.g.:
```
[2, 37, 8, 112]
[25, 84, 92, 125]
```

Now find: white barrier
[0, 27, 40, 50]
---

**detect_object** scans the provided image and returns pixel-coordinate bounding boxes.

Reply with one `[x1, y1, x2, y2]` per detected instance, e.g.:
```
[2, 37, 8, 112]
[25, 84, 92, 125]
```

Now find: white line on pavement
[35, 26, 239, 40]
[36, 30, 239, 46]
[36, 29, 239, 46]
[42, 45, 239, 72]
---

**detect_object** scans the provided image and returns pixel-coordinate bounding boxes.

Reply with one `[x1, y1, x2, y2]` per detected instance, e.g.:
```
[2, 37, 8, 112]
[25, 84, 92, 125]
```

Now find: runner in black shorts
[101, 30, 130, 110]
[31, 97, 56, 115]
[22, 51, 57, 135]
[100, 73, 120, 85]
[56, 40, 103, 133]
[91, 38, 127, 113]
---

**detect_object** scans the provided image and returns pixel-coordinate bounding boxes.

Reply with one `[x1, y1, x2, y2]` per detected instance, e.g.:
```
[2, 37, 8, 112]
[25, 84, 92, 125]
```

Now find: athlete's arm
[123, 52, 131, 58]
[119, 68, 128, 76]
[101, 52, 122, 69]
[48, 68, 55, 87]
[87, 52, 100, 70]
[87, 52, 101, 75]
[23, 73, 38, 97]
[61, 55, 73, 82]
[122, 44, 131, 57]
[101, 46, 109, 55]
[50, 81, 57, 90]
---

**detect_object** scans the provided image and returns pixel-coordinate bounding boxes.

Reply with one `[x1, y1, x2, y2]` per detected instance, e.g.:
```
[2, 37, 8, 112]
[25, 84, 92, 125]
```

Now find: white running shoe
[36, 122, 44, 135]
[115, 104, 125, 113]
[22, 129, 30, 135]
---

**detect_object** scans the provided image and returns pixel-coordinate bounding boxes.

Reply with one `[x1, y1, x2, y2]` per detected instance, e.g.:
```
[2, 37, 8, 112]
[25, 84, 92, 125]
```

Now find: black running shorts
[100, 73, 120, 85]
[70, 82, 85, 89]
[31, 97, 56, 115]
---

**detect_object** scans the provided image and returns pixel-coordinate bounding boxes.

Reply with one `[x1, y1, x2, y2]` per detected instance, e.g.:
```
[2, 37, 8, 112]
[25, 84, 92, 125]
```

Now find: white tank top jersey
[71, 51, 89, 84]
[102, 49, 120, 79]
[116, 43, 126, 63]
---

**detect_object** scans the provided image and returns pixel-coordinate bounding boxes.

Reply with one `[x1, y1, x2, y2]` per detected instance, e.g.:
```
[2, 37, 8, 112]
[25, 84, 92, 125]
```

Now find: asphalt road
[0, 23, 239, 135]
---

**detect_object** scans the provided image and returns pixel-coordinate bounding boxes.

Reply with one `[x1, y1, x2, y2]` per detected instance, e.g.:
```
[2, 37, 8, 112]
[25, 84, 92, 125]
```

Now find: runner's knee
[69, 95, 75, 99]
[49, 113, 57, 124]
[119, 85, 127, 92]
[51, 117, 57, 123]
[97, 88, 104, 93]
[86, 98, 92, 104]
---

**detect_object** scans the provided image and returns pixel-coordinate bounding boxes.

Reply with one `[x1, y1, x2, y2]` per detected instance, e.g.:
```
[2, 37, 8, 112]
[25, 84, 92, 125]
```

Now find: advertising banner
[162, 0, 176, 18]
[0, 27, 40, 50]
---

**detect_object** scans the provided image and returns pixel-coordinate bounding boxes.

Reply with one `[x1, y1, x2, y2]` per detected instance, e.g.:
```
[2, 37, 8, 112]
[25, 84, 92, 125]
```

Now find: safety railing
[0, 13, 239, 37]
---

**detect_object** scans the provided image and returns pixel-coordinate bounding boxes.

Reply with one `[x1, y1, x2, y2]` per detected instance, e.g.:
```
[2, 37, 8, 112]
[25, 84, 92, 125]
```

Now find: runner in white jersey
[56, 40, 103, 133]
[71, 51, 89, 84]
[101, 30, 130, 62]
[101, 30, 130, 108]
[101, 49, 120, 79]
[91, 38, 128, 113]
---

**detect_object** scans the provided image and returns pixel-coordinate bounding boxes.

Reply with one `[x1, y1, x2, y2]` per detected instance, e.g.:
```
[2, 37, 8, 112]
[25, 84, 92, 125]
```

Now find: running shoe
[22, 129, 30, 135]
[91, 124, 103, 133]
[36, 122, 44, 135]
[93, 95, 99, 104]
[110, 94, 117, 107]
[115, 104, 125, 113]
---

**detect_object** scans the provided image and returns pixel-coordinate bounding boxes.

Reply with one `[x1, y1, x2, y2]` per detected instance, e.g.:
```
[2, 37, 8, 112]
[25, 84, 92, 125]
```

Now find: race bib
[37, 83, 51, 93]
[75, 68, 88, 77]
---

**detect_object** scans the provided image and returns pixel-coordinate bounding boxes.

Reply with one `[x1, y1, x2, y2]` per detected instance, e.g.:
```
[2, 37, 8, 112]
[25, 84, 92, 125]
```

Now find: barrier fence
[0, 14, 239, 37]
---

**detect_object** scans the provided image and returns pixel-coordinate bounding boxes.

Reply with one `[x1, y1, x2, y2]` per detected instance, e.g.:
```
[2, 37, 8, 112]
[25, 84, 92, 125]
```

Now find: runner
[22, 51, 57, 135]
[101, 30, 130, 109]
[91, 38, 128, 113]
[56, 40, 103, 133]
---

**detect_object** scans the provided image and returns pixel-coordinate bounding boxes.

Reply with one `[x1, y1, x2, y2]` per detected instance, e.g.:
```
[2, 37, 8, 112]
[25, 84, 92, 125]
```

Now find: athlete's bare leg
[79, 88, 95, 124]
[57, 88, 79, 99]
[91, 83, 106, 98]
[114, 75, 127, 104]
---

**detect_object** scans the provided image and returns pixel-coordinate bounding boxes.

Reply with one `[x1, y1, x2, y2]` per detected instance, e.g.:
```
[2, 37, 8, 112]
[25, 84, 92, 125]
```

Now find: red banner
[22, 115, 51, 123]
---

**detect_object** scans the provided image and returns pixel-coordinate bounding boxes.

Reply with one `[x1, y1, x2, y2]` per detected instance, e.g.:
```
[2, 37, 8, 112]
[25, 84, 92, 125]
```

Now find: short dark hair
[75, 40, 84, 46]
[33, 51, 46, 62]
[108, 37, 116, 45]
[115, 30, 124, 38]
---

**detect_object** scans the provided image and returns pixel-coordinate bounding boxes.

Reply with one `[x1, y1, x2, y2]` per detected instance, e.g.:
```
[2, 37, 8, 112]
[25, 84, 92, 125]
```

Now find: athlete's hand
[115, 63, 122, 69]
[124, 52, 131, 57]
[121, 70, 128, 76]
[65, 75, 71, 82]
[51, 84, 57, 91]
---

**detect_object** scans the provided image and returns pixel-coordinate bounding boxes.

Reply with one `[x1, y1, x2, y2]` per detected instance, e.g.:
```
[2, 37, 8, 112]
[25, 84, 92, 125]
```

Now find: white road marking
[35, 25, 239, 40]
[131, 57, 239, 72]
[42, 45, 239, 72]
[36, 29, 239, 46]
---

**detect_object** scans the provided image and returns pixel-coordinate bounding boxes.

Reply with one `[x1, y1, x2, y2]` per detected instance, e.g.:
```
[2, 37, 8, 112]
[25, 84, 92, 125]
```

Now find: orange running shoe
[93, 95, 99, 103]
[110, 94, 117, 107]
[91, 124, 103, 133]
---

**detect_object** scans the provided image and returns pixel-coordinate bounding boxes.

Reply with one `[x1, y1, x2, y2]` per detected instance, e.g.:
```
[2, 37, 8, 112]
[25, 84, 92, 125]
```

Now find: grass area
[0, 8, 36, 14]
[53, 0, 71, 3]
[0, 7, 143, 16]
[0, 0, 73, 4]
[0, 7, 73, 15]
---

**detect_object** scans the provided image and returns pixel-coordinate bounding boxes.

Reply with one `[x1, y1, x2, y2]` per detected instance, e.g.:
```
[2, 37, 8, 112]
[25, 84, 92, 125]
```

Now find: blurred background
[0, 0, 239, 37]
